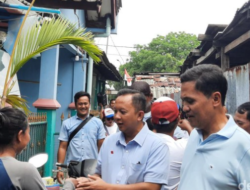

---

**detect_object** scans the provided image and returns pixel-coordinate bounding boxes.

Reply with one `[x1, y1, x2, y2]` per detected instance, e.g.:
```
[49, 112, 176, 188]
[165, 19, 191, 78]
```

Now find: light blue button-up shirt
[96, 123, 170, 189]
[178, 115, 250, 190]
[58, 115, 106, 164]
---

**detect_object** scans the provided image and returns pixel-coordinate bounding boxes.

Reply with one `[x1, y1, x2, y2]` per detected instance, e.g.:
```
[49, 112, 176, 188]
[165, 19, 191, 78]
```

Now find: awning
[94, 51, 122, 82]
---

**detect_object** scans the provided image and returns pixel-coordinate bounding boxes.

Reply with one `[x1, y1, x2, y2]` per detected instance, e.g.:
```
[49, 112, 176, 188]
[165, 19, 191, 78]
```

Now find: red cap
[151, 97, 179, 125]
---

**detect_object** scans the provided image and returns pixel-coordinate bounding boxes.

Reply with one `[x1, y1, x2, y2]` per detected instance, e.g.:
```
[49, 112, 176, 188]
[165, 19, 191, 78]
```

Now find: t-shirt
[157, 133, 187, 190]
[174, 126, 189, 139]
[0, 157, 46, 190]
[106, 123, 118, 135]
[0, 157, 74, 190]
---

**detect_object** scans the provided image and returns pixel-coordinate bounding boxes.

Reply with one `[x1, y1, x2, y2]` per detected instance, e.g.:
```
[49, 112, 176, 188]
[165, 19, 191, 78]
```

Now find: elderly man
[178, 64, 250, 190]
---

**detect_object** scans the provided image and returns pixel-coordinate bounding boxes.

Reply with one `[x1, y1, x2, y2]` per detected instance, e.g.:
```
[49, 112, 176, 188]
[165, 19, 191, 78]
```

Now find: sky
[96, 0, 248, 69]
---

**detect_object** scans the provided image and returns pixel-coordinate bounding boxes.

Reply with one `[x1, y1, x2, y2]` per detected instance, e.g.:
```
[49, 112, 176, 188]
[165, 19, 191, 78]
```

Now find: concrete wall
[56, 48, 75, 132]
[17, 57, 41, 112]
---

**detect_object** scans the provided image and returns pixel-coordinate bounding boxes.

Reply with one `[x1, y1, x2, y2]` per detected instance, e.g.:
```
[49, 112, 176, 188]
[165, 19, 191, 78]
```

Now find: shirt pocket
[127, 161, 145, 184]
[130, 162, 145, 171]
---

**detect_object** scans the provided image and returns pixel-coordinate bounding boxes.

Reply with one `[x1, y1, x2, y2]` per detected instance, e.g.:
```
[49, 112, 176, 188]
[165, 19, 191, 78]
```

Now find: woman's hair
[0, 107, 28, 146]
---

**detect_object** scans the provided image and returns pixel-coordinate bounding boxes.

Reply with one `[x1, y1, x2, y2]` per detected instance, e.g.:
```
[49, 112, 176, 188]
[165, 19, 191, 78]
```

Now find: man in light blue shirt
[76, 89, 170, 190]
[57, 91, 106, 184]
[178, 64, 250, 190]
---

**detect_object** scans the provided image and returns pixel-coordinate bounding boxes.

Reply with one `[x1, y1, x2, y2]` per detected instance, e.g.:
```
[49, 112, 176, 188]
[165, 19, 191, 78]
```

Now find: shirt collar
[116, 122, 149, 147]
[75, 114, 90, 120]
[216, 114, 237, 138]
[196, 114, 237, 141]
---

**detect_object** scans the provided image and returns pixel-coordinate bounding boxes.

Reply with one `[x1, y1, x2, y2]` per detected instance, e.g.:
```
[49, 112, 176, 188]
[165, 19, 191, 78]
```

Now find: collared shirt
[58, 115, 106, 164]
[96, 123, 170, 189]
[178, 115, 250, 190]
[157, 134, 187, 190]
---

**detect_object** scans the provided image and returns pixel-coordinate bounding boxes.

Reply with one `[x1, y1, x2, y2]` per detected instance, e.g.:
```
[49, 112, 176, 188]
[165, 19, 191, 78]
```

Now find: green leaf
[10, 17, 102, 78]
[6, 94, 30, 115]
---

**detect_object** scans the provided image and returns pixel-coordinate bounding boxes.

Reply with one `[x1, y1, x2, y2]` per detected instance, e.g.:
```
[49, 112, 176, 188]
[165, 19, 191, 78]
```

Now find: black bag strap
[67, 116, 93, 148]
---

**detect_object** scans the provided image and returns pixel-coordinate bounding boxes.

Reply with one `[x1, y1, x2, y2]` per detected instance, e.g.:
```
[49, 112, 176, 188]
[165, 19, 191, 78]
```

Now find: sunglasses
[106, 117, 114, 121]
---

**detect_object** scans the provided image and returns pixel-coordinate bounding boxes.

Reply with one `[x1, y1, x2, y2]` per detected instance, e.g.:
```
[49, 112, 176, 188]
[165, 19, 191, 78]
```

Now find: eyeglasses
[106, 117, 114, 121]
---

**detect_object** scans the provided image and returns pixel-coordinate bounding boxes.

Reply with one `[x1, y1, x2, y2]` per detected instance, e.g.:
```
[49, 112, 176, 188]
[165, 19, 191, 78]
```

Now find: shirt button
[116, 181, 119, 184]
[122, 166, 124, 169]
[125, 150, 128, 153]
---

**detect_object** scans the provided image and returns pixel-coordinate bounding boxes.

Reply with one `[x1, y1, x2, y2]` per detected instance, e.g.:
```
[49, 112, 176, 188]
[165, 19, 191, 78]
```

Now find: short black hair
[236, 102, 250, 121]
[109, 99, 115, 105]
[153, 118, 178, 133]
[181, 64, 227, 106]
[117, 88, 146, 112]
[131, 81, 151, 96]
[74, 91, 91, 105]
[0, 107, 28, 146]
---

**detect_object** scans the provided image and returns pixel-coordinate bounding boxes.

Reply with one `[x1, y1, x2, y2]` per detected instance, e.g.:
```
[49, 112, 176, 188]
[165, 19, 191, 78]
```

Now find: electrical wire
[96, 44, 136, 49]
[110, 35, 125, 64]
[107, 53, 130, 57]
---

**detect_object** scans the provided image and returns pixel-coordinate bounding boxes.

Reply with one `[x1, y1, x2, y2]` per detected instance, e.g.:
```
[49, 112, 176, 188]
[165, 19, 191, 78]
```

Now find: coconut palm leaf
[5, 81, 29, 114]
[6, 80, 15, 95]
[6, 95, 29, 115]
[10, 17, 102, 78]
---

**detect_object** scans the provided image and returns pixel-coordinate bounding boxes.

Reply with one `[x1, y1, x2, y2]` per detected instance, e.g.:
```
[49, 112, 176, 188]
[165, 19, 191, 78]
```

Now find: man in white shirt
[151, 97, 187, 190]
[103, 108, 118, 136]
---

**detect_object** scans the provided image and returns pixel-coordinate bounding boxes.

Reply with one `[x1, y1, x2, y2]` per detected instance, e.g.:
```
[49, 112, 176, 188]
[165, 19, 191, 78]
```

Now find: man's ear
[137, 110, 145, 121]
[211, 92, 221, 107]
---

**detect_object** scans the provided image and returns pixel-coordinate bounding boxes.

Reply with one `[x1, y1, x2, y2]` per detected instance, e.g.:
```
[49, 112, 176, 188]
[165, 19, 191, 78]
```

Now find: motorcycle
[55, 159, 97, 178]
[28, 153, 97, 178]
[28, 153, 48, 168]
[28, 154, 97, 189]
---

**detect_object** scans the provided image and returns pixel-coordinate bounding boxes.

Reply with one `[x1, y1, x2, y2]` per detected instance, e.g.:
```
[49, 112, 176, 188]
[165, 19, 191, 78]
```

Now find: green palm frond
[6, 82, 29, 114]
[6, 80, 16, 95]
[10, 17, 102, 78]
[6, 94, 30, 115]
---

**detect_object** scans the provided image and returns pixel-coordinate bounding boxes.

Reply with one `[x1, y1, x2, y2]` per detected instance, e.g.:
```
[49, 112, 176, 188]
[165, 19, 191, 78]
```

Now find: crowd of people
[1, 64, 250, 190]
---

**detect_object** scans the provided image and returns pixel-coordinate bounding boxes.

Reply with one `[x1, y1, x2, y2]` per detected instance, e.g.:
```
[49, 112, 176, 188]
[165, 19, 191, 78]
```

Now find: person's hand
[65, 178, 78, 187]
[178, 119, 193, 134]
[56, 171, 64, 184]
[76, 175, 109, 190]
[76, 177, 90, 183]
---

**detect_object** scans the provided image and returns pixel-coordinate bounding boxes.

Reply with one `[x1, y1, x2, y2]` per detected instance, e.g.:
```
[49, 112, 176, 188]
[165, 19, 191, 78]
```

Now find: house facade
[0, 0, 122, 176]
[181, 1, 250, 114]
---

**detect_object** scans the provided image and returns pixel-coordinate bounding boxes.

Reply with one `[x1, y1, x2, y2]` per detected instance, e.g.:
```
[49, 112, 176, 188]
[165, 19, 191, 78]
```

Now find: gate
[16, 112, 47, 176]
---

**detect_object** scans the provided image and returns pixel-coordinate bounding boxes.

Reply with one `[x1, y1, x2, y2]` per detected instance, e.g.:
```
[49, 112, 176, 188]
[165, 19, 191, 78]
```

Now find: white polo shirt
[157, 133, 187, 190]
